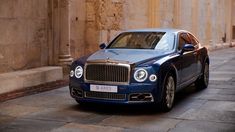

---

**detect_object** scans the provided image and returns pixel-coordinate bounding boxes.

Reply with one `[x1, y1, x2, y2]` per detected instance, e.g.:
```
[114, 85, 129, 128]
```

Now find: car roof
[124, 28, 189, 34]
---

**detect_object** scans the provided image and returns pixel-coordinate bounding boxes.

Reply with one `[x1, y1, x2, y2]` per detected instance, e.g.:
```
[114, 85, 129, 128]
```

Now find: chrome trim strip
[84, 61, 131, 85]
[84, 92, 126, 101]
[86, 59, 131, 64]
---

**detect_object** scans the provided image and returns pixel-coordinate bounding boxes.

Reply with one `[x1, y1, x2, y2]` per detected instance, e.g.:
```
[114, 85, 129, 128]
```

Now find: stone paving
[0, 47, 235, 132]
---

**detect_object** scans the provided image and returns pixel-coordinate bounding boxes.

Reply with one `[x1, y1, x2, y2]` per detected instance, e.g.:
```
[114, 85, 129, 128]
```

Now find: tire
[159, 73, 176, 112]
[195, 63, 209, 89]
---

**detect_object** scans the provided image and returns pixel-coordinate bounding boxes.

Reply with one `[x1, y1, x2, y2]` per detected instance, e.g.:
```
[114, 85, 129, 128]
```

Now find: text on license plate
[90, 85, 118, 93]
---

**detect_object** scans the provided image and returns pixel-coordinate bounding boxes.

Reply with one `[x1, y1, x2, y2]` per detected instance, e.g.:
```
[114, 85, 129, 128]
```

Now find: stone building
[0, 0, 234, 93]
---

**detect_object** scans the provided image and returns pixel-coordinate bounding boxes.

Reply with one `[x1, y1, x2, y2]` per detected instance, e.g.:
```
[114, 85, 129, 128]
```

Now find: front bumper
[69, 81, 162, 104]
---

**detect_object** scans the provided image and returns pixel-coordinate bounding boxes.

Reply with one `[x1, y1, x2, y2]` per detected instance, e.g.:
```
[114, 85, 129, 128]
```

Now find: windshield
[107, 32, 175, 51]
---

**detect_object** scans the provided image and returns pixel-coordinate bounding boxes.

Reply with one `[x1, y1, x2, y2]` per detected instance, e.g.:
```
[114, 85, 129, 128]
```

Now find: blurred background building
[0, 0, 234, 73]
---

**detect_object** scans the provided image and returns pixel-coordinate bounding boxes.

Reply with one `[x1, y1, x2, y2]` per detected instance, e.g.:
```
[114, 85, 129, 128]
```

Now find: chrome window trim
[84, 60, 131, 85]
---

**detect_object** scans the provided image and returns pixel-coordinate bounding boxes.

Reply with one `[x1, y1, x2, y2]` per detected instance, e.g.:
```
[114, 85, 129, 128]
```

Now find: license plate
[90, 85, 118, 93]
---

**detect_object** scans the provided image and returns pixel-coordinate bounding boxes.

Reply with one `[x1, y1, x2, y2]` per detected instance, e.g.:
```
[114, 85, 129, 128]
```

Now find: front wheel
[159, 73, 176, 112]
[195, 63, 209, 89]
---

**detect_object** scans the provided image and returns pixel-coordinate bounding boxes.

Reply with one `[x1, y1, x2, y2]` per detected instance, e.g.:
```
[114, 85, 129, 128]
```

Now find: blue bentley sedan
[69, 28, 209, 111]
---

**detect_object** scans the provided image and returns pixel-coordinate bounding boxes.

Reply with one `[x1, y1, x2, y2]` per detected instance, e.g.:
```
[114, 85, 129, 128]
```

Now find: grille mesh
[85, 64, 129, 83]
[85, 91, 126, 100]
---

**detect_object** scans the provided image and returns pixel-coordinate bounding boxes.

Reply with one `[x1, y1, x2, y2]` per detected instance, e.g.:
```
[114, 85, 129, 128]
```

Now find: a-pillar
[58, 0, 73, 65]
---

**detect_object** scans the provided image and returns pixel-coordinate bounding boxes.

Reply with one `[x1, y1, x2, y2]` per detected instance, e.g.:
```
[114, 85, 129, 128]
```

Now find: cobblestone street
[0, 47, 235, 132]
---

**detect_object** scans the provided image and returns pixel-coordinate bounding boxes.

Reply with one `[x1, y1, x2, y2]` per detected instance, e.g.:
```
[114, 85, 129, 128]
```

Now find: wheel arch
[204, 56, 210, 65]
[157, 62, 178, 112]
[201, 55, 210, 74]
[159, 62, 178, 87]
[168, 63, 178, 89]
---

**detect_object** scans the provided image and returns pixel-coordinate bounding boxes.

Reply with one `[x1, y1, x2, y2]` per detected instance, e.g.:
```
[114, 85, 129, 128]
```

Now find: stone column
[58, 0, 73, 65]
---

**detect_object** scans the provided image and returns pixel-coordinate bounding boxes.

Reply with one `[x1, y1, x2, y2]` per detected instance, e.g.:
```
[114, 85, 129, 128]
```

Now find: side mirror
[182, 44, 195, 52]
[99, 43, 106, 49]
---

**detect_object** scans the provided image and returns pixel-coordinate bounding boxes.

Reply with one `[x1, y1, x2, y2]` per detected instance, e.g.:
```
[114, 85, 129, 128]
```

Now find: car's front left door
[188, 33, 202, 76]
[178, 32, 197, 86]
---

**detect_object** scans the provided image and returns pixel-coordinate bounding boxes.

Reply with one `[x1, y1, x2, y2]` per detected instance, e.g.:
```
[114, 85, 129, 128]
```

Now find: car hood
[87, 49, 171, 65]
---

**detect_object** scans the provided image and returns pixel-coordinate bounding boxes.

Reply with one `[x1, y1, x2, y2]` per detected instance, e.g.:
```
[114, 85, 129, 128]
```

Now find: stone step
[0, 66, 63, 95]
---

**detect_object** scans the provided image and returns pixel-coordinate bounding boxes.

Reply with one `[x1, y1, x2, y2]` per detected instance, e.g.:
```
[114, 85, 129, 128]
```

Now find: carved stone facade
[0, 0, 234, 74]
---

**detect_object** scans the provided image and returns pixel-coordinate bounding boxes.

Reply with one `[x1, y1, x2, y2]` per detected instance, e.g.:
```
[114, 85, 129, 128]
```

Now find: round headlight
[70, 70, 74, 77]
[75, 66, 83, 78]
[134, 68, 148, 82]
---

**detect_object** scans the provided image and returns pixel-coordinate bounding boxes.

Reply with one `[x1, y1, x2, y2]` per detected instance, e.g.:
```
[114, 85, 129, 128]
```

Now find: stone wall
[0, 0, 49, 73]
[84, 0, 125, 54]
[232, 0, 235, 40]
[70, 0, 86, 58]
[0, 0, 234, 74]
[176, 0, 234, 48]
[83, 0, 235, 54]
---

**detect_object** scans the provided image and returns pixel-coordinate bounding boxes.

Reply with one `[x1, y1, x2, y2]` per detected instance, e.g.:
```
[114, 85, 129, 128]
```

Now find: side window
[178, 33, 190, 50]
[188, 33, 199, 49]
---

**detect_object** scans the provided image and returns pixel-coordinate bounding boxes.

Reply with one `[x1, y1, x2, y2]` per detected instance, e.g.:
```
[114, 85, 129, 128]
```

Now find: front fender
[154, 53, 179, 85]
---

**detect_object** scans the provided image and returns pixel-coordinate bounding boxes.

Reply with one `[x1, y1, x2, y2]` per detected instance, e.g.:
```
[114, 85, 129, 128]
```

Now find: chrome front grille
[85, 63, 130, 85]
[84, 91, 126, 100]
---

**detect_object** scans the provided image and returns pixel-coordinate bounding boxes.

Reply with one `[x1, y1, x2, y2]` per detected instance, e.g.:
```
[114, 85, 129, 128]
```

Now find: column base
[59, 54, 73, 65]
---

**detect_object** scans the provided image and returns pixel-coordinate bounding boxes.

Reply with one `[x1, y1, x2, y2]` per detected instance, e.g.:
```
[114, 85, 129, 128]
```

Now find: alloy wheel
[165, 76, 175, 108]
